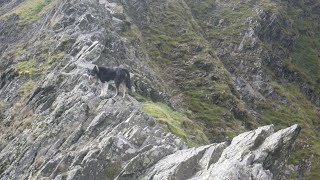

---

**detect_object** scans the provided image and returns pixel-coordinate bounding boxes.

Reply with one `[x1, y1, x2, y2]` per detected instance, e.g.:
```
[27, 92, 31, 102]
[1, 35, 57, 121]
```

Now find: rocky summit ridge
[0, 0, 318, 179]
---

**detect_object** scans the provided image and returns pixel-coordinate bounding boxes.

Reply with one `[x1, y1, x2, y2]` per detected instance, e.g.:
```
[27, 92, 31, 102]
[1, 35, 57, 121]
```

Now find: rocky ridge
[0, 0, 316, 179]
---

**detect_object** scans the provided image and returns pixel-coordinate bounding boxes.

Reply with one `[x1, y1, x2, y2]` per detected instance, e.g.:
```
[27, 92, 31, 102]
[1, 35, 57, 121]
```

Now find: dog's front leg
[122, 84, 126, 98]
[104, 83, 109, 96]
[100, 82, 109, 97]
[99, 83, 104, 97]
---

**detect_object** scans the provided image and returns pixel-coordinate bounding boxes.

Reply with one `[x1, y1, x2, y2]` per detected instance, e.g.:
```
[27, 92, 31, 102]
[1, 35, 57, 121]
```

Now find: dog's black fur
[87, 65, 131, 98]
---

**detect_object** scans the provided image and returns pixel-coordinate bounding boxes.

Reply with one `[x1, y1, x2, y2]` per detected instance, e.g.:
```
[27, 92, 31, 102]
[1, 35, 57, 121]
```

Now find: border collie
[87, 65, 131, 98]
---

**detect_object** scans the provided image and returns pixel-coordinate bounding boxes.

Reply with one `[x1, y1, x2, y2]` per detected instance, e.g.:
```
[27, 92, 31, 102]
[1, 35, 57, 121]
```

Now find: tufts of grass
[258, 0, 280, 12]
[186, 0, 258, 41]
[120, 22, 142, 44]
[47, 51, 65, 64]
[105, 161, 122, 179]
[143, 101, 209, 147]
[291, 33, 320, 85]
[15, 51, 65, 76]
[140, 0, 210, 68]
[0, 101, 7, 119]
[1, 0, 54, 25]
[15, 60, 41, 76]
[18, 80, 37, 96]
[185, 88, 247, 141]
[131, 92, 149, 102]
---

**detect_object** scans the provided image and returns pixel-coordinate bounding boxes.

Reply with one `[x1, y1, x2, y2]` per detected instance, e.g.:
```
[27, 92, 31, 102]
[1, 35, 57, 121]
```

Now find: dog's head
[86, 65, 99, 81]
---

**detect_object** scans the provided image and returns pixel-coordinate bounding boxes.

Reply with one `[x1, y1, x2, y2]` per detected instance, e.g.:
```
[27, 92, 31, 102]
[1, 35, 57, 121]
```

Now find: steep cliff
[0, 0, 319, 179]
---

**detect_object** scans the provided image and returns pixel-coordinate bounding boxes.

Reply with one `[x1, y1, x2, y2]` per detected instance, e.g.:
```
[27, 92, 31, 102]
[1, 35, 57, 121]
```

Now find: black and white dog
[87, 65, 131, 98]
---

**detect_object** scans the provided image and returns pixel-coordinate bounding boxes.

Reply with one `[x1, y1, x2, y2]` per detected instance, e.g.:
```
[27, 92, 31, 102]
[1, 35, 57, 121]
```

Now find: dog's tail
[124, 69, 131, 91]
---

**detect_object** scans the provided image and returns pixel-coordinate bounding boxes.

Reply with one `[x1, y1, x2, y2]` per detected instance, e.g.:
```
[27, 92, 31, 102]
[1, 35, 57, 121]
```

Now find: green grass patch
[186, 0, 258, 41]
[258, 0, 280, 12]
[120, 22, 142, 44]
[18, 80, 37, 96]
[15, 60, 41, 76]
[0, 101, 8, 119]
[46, 51, 65, 64]
[143, 101, 209, 147]
[105, 161, 121, 179]
[131, 92, 149, 102]
[185, 88, 248, 141]
[1, 0, 54, 25]
[260, 81, 319, 127]
[15, 51, 65, 76]
[291, 33, 320, 84]
[141, 0, 210, 68]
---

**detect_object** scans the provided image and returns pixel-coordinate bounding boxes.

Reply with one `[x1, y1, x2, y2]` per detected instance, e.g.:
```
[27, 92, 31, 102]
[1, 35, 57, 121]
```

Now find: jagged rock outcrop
[117, 124, 300, 180]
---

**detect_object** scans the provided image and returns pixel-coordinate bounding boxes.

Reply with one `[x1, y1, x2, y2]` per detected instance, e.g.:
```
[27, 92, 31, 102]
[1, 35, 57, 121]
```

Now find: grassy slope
[272, 1, 320, 178]
[259, 81, 320, 179]
[184, 0, 320, 179]
[143, 101, 209, 147]
[288, 1, 320, 97]
[128, 0, 252, 143]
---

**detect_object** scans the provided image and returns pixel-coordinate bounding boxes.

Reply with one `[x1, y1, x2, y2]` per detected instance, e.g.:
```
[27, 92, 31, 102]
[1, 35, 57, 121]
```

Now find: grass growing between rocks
[0, 0, 54, 25]
[15, 60, 41, 76]
[141, 1, 207, 68]
[18, 80, 37, 96]
[186, 0, 258, 41]
[258, 81, 320, 179]
[46, 51, 65, 64]
[143, 101, 209, 147]
[0, 101, 7, 120]
[105, 161, 122, 179]
[15, 51, 65, 76]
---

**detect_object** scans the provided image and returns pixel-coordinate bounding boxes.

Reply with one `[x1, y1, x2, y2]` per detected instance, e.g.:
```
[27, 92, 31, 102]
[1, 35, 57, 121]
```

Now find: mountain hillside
[0, 0, 319, 179]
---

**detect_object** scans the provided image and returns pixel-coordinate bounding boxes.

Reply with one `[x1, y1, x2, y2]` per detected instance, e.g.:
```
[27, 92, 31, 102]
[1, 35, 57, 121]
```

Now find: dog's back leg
[122, 83, 127, 98]
[112, 80, 120, 98]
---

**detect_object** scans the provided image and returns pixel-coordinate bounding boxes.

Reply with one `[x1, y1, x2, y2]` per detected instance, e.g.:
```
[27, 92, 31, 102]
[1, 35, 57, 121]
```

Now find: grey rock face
[116, 124, 299, 180]
[194, 124, 300, 180]
[0, 91, 186, 180]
